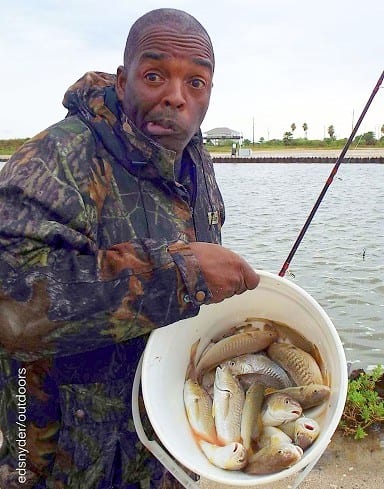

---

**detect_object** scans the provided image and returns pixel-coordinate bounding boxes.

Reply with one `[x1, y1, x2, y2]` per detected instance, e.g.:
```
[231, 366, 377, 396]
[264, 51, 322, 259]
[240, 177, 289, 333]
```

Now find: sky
[1, 0, 383, 142]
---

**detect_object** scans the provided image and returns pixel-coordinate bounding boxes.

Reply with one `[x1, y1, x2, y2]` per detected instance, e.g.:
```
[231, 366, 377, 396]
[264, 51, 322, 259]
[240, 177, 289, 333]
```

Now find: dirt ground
[199, 430, 384, 489]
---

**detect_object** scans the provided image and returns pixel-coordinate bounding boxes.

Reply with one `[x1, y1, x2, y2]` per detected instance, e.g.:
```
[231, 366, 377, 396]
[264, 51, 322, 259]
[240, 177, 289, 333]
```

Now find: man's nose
[162, 79, 186, 109]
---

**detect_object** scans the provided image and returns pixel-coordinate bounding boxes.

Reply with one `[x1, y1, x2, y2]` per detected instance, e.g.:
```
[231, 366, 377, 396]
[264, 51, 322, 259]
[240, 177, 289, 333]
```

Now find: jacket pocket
[48, 382, 127, 489]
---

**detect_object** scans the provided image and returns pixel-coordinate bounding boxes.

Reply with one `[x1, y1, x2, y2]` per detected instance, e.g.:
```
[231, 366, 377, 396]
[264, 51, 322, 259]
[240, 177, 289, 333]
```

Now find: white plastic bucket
[134, 270, 348, 487]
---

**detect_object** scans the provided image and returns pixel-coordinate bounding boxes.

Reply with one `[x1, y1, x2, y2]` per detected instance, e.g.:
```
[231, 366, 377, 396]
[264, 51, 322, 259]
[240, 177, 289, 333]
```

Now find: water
[214, 163, 384, 370]
[0, 160, 382, 368]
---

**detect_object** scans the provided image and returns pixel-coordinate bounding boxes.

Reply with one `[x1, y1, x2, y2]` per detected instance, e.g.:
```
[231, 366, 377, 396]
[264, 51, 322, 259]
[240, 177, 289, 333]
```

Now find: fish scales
[223, 353, 293, 389]
[213, 366, 245, 445]
[196, 329, 278, 378]
[267, 343, 323, 386]
[183, 379, 217, 444]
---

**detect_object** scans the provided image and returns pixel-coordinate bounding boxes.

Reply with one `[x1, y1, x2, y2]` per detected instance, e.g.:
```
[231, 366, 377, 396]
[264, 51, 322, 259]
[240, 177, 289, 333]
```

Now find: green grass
[0, 139, 29, 155]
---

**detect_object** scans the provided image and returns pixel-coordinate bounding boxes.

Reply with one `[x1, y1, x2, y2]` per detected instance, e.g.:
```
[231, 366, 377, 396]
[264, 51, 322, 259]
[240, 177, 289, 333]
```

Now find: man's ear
[115, 65, 126, 101]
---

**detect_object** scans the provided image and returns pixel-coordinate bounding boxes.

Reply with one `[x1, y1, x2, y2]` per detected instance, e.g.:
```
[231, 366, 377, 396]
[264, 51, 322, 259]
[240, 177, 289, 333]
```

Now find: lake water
[0, 160, 382, 369]
[214, 163, 384, 370]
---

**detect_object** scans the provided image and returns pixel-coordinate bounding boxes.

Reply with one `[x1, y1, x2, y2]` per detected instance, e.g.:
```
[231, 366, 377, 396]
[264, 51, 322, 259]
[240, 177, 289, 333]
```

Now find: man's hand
[189, 242, 260, 303]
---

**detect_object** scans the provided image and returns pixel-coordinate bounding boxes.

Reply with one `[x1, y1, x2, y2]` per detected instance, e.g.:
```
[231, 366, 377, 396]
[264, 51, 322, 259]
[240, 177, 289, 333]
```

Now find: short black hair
[123, 8, 215, 70]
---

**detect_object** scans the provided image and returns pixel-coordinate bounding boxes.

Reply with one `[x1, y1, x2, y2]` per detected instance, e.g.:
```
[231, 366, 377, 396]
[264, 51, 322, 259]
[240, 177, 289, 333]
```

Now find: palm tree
[291, 123, 296, 134]
[302, 122, 308, 139]
[283, 131, 293, 145]
[328, 125, 336, 140]
[381, 124, 384, 139]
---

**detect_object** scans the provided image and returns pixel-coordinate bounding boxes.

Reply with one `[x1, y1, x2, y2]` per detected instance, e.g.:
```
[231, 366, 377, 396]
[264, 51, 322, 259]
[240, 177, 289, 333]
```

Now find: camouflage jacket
[0, 72, 224, 488]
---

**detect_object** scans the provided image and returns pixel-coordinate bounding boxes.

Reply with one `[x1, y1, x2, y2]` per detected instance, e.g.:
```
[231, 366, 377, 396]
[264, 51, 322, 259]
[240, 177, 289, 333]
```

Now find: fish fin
[186, 338, 200, 381]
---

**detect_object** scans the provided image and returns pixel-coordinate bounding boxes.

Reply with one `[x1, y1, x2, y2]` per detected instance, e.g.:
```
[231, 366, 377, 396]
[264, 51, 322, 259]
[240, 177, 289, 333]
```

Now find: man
[0, 8, 259, 489]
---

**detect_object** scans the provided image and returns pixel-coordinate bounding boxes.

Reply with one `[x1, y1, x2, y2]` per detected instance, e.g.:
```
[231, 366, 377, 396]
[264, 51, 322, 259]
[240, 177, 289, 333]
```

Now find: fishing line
[279, 70, 384, 277]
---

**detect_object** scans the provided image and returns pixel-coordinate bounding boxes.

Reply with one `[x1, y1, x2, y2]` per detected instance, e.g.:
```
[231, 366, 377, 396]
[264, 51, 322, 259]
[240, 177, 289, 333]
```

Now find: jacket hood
[62, 71, 202, 182]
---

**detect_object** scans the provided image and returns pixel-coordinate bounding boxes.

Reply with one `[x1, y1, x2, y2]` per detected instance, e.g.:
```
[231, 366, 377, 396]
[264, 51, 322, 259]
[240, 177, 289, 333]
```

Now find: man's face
[116, 24, 214, 162]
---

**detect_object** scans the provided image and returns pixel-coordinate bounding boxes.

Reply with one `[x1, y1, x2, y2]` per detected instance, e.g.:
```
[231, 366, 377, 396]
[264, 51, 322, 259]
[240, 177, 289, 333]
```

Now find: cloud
[1, 0, 383, 140]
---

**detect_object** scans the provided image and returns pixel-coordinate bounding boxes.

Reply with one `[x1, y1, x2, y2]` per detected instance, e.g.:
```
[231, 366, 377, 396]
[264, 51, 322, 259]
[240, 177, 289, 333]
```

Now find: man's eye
[190, 78, 206, 89]
[145, 72, 161, 82]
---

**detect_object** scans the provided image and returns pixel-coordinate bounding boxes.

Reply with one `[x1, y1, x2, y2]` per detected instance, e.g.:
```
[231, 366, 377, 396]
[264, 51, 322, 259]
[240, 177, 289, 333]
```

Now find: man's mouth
[145, 120, 175, 137]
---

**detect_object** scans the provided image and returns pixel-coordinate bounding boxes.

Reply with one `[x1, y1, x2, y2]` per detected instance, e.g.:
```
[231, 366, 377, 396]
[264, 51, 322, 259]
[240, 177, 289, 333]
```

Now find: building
[203, 127, 242, 145]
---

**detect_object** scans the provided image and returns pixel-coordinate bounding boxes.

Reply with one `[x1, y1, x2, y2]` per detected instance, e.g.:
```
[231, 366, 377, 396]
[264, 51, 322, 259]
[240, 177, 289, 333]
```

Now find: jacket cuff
[167, 241, 212, 306]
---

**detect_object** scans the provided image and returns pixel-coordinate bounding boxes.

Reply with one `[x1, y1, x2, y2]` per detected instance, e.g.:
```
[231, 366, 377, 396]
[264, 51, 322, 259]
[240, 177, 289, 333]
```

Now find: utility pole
[252, 117, 255, 147]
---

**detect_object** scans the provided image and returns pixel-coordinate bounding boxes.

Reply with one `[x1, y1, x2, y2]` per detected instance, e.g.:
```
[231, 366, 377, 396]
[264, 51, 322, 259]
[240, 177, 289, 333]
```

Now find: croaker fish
[211, 319, 267, 342]
[223, 353, 293, 389]
[294, 417, 320, 450]
[238, 372, 291, 391]
[196, 329, 278, 379]
[261, 319, 318, 357]
[258, 426, 292, 449]
[240, 383, 265, 451]
[201, 368, 216, 395]
[267, 342, 324, 386]
[213, 366, 245, 445]
[261, 392, 302, 426]
[269, 384, 330, 409]
[199, 440, 248, 470]
[245, 435, 303, 475]
[280, 417, 320, 450]
[183, 379, 217, 444]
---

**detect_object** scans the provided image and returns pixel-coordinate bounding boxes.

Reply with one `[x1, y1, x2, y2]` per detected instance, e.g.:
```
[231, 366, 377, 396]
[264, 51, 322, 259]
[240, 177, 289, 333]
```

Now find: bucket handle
[132, 354, 200, 489]
[132, 354, 323, 489]
[289, 450, 324, 489]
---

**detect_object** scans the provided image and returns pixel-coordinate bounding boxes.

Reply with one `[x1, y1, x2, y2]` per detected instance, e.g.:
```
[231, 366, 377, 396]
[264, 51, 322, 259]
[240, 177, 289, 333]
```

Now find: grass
[0, 138, 29, 155]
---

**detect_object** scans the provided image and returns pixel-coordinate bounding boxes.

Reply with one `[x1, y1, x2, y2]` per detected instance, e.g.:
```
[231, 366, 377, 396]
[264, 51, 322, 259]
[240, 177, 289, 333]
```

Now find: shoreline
[211, 148, 384, 164]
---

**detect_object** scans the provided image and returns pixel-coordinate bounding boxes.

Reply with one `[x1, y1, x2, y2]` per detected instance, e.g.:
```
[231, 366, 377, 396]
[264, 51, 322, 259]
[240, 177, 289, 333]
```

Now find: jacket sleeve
[0, 133, 210, 361]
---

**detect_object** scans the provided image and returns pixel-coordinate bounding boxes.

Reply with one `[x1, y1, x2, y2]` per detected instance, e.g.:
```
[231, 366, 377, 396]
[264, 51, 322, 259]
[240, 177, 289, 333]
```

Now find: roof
[203, 127, 242, 139]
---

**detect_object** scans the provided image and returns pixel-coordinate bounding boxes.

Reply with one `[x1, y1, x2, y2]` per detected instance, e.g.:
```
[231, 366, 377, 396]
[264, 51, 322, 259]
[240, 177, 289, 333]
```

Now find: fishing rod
[279, 69, 384, 277]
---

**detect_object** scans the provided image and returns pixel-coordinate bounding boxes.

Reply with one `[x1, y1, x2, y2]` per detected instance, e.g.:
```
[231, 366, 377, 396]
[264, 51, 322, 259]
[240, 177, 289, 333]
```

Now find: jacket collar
[63, 71, 203, 182]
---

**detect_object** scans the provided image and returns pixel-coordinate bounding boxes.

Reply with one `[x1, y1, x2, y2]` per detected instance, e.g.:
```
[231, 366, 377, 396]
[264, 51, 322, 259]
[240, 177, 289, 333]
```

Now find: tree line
[281, 122, 384, 146]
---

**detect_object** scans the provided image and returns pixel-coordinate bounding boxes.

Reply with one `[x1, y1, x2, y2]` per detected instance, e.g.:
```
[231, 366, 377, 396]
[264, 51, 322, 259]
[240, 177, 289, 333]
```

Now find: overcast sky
[1, 0, 383, 142]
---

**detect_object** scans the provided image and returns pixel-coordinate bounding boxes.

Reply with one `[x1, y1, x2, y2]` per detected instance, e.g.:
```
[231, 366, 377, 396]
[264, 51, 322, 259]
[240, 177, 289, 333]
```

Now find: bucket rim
[141, 269, 349, 486]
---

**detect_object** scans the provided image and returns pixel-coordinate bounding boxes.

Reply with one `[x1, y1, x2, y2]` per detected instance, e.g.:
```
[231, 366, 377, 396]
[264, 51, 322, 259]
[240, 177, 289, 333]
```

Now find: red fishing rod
[279, 70, 384, 277]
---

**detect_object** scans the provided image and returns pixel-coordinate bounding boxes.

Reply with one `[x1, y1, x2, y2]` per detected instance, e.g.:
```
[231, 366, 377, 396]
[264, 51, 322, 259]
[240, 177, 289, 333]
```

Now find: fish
[261, 392, 302, 426]
[245, 434, 303, 475]
[240, 383, 265, 451]
[183, 379, 217, 444]
[211, 319, 268, 342]
[195, 329, 278, 379]
[201, 367, 216, 394]
[199, 440, 248, 470]
[268, 384, 330, 409]
[237, 372, 291, 391]
[213, 365, 245, 445]
[294, 417, 320, 450]
[258, 426, 292, 449]
[267, 342, 324, 386]
[223, 353, 293, 389]
[261, 319, 318, 357]
[280, 417, 320, 450]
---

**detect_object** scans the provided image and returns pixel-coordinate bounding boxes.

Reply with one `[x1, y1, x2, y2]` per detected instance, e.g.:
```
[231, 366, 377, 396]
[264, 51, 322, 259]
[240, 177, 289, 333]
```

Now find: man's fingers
[243, 266, 260, 290]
